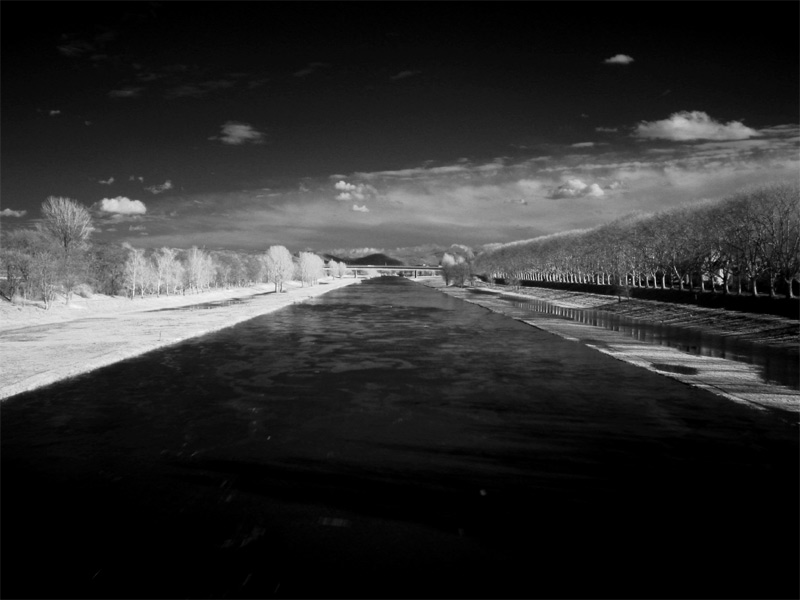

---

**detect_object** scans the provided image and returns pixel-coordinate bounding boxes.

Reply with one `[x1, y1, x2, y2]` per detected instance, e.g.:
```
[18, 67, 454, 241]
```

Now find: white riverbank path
[0, 278, 360, 400]
[423, 280, 798, 415]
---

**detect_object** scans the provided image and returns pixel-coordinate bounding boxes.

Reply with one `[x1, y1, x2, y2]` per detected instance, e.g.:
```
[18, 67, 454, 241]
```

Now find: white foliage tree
[123, 247, 148, 299]
[184, 246, 214, 293]
[297, 252, 325, 286]
[327, 259, 339, 278]
[153, 247, 178, 297]
[263, 245, 295, 292]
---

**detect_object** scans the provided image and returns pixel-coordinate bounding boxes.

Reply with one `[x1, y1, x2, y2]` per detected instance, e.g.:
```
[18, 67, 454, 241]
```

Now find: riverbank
[423, 280, 798, 415]
[472, 282, 798, 349]
[0, 278, 359, 400]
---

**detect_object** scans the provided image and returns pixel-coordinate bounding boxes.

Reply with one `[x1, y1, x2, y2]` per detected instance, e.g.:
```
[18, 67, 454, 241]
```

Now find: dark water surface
[483, 291, 799, 389]
[2, 278, 797, 599]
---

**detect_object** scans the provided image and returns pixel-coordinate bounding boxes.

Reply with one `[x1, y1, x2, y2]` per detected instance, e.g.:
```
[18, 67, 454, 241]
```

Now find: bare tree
[39, 196, 93, 304]
[40, 196, 93, 259]
[1, 229, 61, 307]
[1, 229, 40, 300]
[31, 240, 60, 309]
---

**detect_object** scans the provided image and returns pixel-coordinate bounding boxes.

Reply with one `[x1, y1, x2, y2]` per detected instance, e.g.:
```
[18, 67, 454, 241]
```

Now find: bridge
[325, 265, 441, 278]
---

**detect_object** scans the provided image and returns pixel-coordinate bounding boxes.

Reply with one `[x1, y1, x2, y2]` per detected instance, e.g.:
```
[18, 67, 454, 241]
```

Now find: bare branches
[40, 196, 93, 259]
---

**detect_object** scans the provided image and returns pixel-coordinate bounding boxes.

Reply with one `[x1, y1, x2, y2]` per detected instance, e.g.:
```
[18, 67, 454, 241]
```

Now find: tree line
[472, 183, 799, 298]
[1, 197, 348, 308]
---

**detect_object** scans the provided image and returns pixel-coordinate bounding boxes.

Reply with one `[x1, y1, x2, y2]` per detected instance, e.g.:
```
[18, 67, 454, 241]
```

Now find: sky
[2, 2, 798, 255]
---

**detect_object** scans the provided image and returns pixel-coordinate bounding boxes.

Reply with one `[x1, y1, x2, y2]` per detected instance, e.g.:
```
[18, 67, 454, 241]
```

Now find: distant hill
[321, 244, 483, 267]
[323, 253, 404, 266]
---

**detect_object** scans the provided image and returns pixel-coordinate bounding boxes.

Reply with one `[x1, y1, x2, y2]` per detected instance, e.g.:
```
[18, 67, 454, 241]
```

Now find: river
[2, 277, 797, 598]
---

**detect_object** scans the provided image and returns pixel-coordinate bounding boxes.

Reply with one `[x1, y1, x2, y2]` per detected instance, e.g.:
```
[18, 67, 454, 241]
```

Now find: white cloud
[604, 54, 634, 65]
[145, 180, 173, 194]
[586, 183, 605, 197]
[333, 181, 376, 201]
[98, 177, 115, 185]
[0, 208, 27, 218]
[108, 87, 143, 98]
[571, 142, 595, 148]
[164, 80, 236, 99]
[99, 196, 147, 215]
[293, 62, 329, 78]
[57, 40, 94, 57]
[209, 121, 264, 145]
[549, 178, 605, 199]
[129, 131, 797, 251]
[129, 175, 144, 182]
[128, 225, 146, 231]
[634, 111, 760, 141]
[390, 70, 422, 81]
[595, 127, 618, 133]
[335, 181, 357, 191]
[49, 110, 61, 116]
[355, 165, 469, 179]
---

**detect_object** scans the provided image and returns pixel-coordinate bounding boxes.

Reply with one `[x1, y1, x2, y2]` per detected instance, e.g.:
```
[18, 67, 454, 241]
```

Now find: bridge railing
[323, 265, 441, 278]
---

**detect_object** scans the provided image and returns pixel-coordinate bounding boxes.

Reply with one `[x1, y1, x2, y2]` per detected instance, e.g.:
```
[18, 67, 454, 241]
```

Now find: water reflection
[486, 293, 798, 389]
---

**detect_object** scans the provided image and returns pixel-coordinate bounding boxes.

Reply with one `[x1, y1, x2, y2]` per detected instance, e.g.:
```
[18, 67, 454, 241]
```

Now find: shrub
[74, 283, 94, 298]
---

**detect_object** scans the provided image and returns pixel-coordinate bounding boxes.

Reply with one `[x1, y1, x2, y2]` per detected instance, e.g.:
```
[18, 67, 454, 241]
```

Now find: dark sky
[2, 2, 798, 252]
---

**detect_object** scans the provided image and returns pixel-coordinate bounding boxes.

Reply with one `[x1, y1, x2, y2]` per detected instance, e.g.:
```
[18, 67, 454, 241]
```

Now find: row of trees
[472, 183, 800, 298]
[1, 197, 349, 307]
